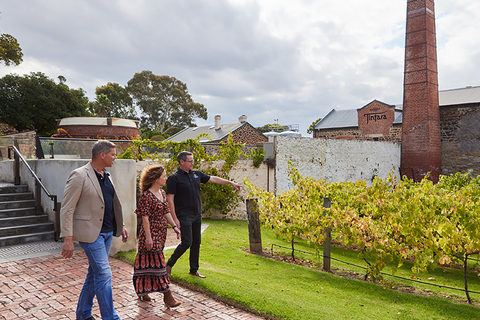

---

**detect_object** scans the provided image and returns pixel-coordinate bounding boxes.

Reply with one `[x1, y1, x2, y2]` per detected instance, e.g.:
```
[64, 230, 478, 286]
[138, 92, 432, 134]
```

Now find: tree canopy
[256, 123, 289, 133]
[307, 117, 322, 134]
[0, 72, 90, 136]
[0, 33, 23, 66]
[127, 71, 207, 135]
[92, 82, 137, 119]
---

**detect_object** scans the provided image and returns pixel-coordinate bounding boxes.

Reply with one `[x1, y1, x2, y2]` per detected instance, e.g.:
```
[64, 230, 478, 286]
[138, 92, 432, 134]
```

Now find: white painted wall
[0, 136, 400, 252]
[274, 136, 401, 194]
[0, 159, 137, 254]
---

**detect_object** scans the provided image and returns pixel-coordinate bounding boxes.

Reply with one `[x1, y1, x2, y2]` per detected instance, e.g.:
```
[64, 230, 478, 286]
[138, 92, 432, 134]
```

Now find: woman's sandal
[139, 294, 152, 301]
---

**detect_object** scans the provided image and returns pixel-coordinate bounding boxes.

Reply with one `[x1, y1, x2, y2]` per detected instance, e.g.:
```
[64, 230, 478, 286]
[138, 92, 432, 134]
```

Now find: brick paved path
[0, 251, 265, 319]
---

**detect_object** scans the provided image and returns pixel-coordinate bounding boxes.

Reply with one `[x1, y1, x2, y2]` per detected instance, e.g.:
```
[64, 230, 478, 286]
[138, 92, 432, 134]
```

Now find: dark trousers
[167, 214, 202, 274]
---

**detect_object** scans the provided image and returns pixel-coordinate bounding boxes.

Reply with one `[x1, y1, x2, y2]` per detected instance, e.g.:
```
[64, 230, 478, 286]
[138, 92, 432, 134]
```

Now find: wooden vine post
[246, 198, 262, 254]
[323, 197, 332, 272]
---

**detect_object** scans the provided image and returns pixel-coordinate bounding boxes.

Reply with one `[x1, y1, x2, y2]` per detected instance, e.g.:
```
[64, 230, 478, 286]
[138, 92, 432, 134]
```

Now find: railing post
[49, 143, 54, 159]
[246, 198, 262, 254]
[35, 179, 42, 215]
[323, 197, 332, 272]
[54, 199, 61, 241]
[13, 141, 20, 185]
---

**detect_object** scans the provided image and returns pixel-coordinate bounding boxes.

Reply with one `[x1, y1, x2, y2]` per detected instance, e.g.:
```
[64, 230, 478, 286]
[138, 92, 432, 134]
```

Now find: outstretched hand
[231, 181, 242, 191]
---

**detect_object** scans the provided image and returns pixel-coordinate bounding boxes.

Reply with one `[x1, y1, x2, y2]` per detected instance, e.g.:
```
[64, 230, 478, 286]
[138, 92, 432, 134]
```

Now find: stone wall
[440, 104, 480, 176]
[229, 123, 268, 145]
[313, 125, 402, 143]
[0, 131, 37, 160]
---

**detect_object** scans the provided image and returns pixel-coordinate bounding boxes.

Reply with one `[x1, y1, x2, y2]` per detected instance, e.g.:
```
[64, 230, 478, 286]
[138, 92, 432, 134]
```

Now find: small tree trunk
[464, 255, 472, 304]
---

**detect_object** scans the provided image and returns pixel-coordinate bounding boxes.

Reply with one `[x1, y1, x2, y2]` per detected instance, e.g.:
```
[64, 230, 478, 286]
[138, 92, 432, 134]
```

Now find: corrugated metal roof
[314, 109, 358, 130]
[166, 122, 245, 142]
[439, 86, 480, 106]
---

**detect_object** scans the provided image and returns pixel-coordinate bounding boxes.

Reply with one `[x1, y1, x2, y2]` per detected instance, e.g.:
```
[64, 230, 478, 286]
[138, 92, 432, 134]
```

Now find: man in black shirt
[166, 151, 241, 278]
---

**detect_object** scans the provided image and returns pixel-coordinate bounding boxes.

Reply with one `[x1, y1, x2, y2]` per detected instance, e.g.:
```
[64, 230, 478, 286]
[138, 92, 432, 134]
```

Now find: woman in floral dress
[133, 164, 181, 307]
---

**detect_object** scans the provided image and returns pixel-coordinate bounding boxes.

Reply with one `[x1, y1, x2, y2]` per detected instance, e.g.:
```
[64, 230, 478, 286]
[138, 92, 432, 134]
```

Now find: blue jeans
[77, 232, 120, 320]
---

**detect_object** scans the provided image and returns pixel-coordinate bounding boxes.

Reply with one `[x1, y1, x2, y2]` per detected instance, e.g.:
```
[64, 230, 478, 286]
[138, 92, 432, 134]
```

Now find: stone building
[313, 100, 402, 143]
[313, 86, 480, 176]
[166, 115, 268, 156]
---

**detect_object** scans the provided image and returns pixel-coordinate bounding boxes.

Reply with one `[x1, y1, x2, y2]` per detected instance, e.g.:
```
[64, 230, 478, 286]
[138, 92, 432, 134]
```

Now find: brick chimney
[400, 0, 441, 182]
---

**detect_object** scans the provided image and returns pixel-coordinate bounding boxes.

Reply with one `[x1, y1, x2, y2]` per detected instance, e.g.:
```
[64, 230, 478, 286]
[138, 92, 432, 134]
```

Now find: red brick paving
[0, 251, 265, 320]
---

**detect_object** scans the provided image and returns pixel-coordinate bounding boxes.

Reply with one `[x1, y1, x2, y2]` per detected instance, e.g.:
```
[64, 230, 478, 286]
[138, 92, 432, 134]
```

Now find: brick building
[56, 117, 140, 139]
[313, 86, 480, 176]
[313, 100, 403, 143]
[166, 115, 267, 156]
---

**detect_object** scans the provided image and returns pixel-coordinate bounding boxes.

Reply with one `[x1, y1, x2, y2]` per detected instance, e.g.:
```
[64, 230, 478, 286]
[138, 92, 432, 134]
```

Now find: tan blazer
[60, 162, 123, 243]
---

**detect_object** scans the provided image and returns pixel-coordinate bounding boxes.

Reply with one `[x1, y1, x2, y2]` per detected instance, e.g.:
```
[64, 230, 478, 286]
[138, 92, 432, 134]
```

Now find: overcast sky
[1, 0, 479, 136]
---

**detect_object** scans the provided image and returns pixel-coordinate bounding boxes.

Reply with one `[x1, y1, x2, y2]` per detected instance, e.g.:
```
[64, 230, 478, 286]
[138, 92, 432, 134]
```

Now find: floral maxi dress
[133, 190, 170, 297]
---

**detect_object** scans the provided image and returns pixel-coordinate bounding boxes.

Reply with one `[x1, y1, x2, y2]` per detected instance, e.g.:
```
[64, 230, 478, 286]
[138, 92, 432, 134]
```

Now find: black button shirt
[166, 168, 210, 217]
[94, 170, 115, 233]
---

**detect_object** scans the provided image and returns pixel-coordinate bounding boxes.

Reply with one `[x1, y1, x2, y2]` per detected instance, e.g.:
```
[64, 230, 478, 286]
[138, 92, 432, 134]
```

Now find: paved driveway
[0, 249, 265, 319]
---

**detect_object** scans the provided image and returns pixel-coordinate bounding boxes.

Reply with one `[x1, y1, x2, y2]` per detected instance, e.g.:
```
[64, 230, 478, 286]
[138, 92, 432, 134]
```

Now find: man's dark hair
[92, 140, 116, 159]
[177, 151, 193, 163]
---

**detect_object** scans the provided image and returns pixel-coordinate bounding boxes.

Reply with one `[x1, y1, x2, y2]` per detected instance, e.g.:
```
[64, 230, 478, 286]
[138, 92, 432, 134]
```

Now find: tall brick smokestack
[401, 0, 441, 182]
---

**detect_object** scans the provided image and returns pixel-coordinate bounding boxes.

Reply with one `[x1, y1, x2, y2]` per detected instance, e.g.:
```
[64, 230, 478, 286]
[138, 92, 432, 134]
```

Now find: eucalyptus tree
[127, 71, 207, 134]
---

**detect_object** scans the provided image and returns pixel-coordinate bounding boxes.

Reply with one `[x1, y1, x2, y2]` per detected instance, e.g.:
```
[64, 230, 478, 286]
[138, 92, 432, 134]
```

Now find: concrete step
[0, 184, 56, 248]
[0, 185, 29, 194]
[0, 192, 34, 202]
[0, 207, 36, 218]
[0, 222, 55, 237]
[0, 199, 36, 210]
[0, 232, 56, 247]
[0, 215, 49, 228]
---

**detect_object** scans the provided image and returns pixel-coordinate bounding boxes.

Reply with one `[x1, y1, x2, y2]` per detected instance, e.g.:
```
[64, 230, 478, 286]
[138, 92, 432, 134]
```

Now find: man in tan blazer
[61, 140, 129, 320]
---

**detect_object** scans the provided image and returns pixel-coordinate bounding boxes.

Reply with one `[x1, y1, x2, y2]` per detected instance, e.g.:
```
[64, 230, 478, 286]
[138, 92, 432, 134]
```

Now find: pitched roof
[439, 86, 480, 106]
[314, 86, 480, 130]
[167, 121, 248, 143]
[314, 109, 358, 130]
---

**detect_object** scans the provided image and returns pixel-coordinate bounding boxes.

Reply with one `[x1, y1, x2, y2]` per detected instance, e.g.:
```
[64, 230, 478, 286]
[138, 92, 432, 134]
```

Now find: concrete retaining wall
[0, 159, 137, 255]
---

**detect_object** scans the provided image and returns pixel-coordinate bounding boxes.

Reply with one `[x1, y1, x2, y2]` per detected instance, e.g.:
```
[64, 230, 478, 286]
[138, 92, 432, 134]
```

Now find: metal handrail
[11, 146, 52, 197]
[9, 144, 60, 241]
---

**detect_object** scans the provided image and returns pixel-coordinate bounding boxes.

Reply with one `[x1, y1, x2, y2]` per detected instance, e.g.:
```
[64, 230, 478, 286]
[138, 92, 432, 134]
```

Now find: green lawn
[117, 219, 480, 320]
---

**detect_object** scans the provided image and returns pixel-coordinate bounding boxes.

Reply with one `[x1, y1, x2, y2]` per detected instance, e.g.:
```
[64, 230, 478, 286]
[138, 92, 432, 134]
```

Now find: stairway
[0, 184, 55, 247]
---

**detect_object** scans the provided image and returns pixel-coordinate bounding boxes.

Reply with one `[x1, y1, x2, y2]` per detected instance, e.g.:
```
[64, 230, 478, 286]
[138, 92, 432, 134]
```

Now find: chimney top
[238, 115, 247, 123]
[214, 115, 221, 130]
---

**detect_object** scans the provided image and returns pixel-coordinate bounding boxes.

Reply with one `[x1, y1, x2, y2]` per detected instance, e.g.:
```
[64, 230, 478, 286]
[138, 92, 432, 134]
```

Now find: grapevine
[245, 163, 480, 303]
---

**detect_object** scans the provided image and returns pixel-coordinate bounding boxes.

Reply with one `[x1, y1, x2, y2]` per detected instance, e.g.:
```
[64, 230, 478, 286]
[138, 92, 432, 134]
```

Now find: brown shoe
[163, 290, 181, 308]
[189, 271, 206, 278]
